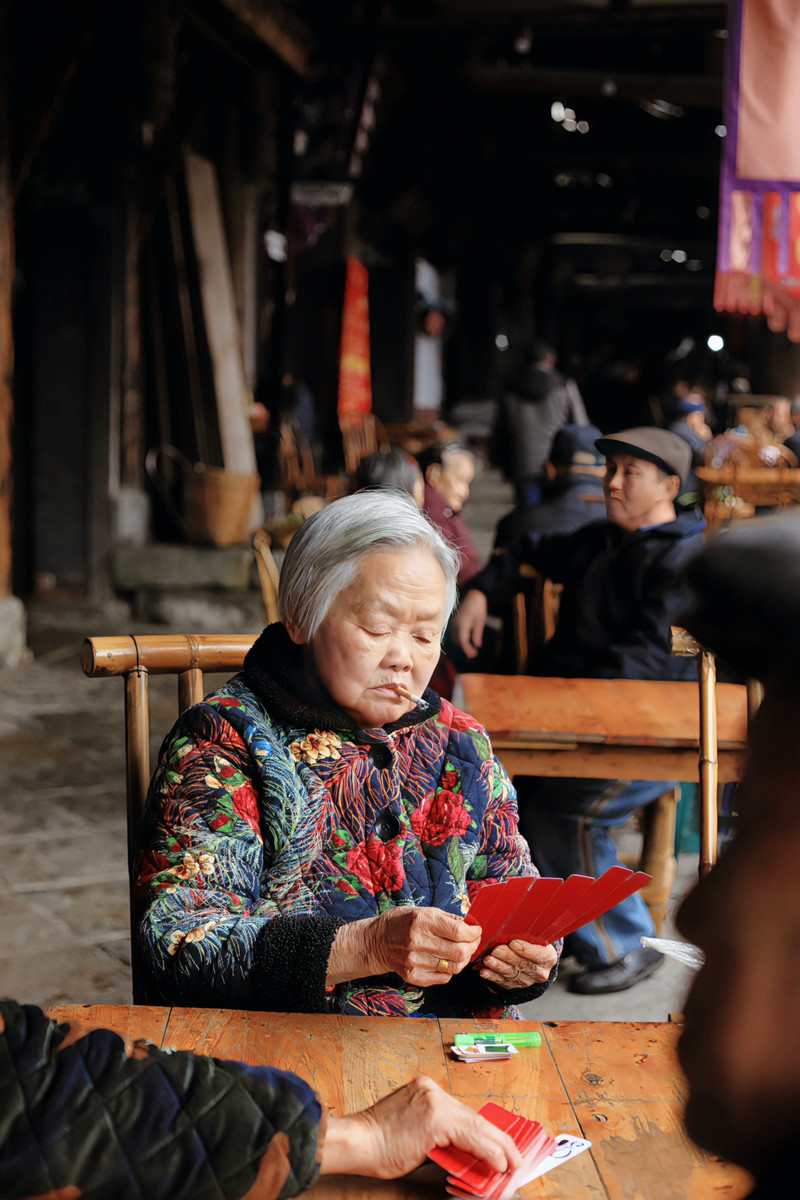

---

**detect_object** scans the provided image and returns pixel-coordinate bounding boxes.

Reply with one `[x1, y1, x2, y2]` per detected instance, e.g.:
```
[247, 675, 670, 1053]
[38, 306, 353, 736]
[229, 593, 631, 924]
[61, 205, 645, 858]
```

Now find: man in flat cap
[453, 427, 704, 994]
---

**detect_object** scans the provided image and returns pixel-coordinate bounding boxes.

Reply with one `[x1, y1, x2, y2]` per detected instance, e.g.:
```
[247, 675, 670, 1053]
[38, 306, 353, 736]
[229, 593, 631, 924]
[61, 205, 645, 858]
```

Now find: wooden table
[47, 1006, 751, 1199]
[460, 675, 749, 783]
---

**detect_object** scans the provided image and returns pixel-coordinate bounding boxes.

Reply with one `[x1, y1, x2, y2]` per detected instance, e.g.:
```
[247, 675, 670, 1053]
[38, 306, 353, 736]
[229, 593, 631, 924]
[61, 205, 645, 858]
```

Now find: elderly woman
[134, 492, 557, 1017]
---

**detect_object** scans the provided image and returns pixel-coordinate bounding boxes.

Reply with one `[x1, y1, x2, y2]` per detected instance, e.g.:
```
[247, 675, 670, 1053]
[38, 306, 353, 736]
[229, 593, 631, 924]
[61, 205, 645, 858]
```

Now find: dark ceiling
[289, 0, 729, 359]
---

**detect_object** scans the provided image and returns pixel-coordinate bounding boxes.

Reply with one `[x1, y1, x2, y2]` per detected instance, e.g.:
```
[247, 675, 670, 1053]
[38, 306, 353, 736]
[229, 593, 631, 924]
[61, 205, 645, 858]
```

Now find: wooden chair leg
[637, 786, 680, 936]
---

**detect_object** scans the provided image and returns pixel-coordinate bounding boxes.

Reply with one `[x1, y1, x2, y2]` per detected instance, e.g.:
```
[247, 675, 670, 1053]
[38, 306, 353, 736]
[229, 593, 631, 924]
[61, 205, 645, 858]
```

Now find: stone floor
[0, 462, 703, 1020]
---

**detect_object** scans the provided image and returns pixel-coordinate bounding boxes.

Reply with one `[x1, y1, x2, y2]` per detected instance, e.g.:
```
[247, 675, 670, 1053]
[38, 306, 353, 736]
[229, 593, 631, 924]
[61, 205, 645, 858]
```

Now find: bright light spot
[672, 249, 688, 263]
[596, 173, 613, 188]
[577, 120, 590, 134]
[563, 118, 577, 132]
[601, 79, 617, 97]
[564, 108, 576, 120]
[293, 129, 309, 156]
[514, 27, 533, 55]
[696, 205, 711, 219]
[715, 124, 727, 138]
[687, 259, 704, 271]
[495, 334, 509, 351]
[264, 230, 288, 262]
[707, 335, 725, 352]
[551, 101, 566, 122]
[660, 249, 672, 262]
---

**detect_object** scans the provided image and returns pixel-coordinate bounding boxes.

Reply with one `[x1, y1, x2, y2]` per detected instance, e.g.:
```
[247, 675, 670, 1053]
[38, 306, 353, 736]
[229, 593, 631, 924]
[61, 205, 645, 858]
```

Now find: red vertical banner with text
[337, 255, 373, 416]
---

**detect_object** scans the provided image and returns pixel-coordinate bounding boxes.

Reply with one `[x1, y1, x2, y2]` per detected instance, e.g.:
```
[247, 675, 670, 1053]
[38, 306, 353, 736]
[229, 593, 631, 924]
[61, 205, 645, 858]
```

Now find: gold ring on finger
[436, 958, 451, 974]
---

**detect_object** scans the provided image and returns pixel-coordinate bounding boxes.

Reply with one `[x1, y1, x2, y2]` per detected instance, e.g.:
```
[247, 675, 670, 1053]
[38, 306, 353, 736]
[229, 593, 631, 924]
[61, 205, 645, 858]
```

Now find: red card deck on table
[428, 1102, 590, 1198]
[465, 866, 652, 959]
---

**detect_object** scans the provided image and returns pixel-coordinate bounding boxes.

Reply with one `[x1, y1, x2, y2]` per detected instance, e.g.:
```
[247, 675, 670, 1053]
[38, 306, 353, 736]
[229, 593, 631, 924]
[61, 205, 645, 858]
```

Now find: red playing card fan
[465, 866, 652, 960]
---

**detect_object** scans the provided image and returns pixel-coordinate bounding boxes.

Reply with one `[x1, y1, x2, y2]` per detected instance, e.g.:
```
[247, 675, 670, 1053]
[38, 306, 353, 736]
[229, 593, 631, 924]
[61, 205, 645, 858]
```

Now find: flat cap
[595, 426, 692, 484]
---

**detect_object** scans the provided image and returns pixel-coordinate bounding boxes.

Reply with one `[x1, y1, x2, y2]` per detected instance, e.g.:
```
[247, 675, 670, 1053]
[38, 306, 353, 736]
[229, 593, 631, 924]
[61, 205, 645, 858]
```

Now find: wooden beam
[217, 0, 309, 75]
[0, 1, 14, 597]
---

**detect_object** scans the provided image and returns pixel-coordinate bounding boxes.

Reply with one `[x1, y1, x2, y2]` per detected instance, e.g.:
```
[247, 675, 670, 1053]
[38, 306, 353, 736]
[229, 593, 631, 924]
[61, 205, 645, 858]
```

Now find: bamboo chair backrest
[252, 529, 280, 624]
[81, 634, 257, 863]
[511, 567, 563, 673]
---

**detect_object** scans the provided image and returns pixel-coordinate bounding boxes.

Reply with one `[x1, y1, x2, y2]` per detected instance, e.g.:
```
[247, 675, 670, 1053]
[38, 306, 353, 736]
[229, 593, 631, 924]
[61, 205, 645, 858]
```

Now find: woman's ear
[426, 462, 440, 486]
[283, 616, 306, 646]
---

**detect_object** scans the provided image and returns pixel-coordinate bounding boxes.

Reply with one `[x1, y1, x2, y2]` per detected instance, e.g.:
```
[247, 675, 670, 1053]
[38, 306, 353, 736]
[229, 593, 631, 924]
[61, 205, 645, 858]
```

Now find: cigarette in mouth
[390, 682, 430, 710]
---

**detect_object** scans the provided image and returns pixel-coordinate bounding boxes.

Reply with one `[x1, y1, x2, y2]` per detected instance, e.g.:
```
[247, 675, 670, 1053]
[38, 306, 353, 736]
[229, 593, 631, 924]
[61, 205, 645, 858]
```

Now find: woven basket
[182, 462, 260, 547]
[146, 446, 260, 547]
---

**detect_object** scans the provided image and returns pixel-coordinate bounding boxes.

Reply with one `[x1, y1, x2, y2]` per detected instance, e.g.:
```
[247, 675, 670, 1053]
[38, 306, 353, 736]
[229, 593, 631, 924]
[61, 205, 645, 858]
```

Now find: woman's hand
[477, 939, 558, 990]
[327, 908, 481, 987]
[320, 1075, 522, 1179]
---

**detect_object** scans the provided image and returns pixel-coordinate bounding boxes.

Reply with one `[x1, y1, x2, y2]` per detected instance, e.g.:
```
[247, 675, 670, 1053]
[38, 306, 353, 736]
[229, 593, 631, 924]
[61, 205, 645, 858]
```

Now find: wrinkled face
[428, 451, 475, 513]
[602, 453, 678, 531]
[298, 548, 447, 728]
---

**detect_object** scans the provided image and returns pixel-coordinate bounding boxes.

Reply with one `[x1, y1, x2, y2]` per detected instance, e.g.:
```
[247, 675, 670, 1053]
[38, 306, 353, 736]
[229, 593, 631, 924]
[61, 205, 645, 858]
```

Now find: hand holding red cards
[321, 1076, 522, 1179]
[466, 866, 653, 963]
[429, 1103, 590, 1198]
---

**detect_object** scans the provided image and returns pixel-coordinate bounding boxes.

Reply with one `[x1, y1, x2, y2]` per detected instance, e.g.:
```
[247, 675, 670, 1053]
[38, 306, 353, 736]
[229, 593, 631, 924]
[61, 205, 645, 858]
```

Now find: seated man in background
[493, 423, 606, 549]
[453, 428, 704, 994]
[0, 998, 520, 1199]
[677, 512, 800, 1199]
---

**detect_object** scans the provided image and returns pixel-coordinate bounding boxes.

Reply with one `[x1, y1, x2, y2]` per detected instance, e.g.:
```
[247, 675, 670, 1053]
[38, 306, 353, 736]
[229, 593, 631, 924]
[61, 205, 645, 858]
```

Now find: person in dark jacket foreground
[677, 512, 800, 1200]
[453, 427, 705, 994]
[135, 491, 557, 1016]
[0, 998, 521, 1200]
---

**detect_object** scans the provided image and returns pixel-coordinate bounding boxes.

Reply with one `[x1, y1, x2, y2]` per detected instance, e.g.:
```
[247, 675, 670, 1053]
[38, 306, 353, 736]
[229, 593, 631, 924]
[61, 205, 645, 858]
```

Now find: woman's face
[297, 548, 448, 728]
[427, 451, 475, 513]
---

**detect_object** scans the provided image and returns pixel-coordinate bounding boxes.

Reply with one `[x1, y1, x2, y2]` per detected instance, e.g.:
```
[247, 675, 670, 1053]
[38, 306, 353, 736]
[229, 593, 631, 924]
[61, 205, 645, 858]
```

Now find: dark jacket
[134, 624, 551, 1018]
[494, 472, 606, 549]
[0, 999, 323, 1200]
[467, 507, 706, 681]
[494, 364, 589, 483]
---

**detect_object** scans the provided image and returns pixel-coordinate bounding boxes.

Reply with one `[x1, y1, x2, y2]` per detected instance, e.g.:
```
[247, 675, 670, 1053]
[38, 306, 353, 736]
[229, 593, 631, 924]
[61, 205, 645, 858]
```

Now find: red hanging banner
[337, 255, 373, 416]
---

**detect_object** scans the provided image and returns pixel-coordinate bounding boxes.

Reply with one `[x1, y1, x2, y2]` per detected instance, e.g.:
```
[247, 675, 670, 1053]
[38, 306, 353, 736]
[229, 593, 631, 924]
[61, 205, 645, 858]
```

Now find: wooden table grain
[47, 1006, 752, 1199]
[460, 674, 749, 783]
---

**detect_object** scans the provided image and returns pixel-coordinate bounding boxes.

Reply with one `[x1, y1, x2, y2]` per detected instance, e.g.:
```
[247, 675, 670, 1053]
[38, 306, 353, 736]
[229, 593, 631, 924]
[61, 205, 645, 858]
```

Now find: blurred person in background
[417, 441, 480, 585]
[493, 340, 589, 506]
[493, 424, 606, 549]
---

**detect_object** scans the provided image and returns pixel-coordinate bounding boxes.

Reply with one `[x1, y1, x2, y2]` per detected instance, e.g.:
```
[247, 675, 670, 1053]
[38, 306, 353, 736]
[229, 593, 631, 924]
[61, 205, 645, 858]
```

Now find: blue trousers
[516, 776, 670, 968]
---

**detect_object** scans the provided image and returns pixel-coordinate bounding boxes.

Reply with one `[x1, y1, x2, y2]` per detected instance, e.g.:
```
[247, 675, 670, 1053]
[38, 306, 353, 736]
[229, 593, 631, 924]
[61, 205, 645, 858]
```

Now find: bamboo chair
[339, 412, 390, 476]
[252, 528, 280, 624]
[278, 419, 341, 506]
[81, 633, 257, 999]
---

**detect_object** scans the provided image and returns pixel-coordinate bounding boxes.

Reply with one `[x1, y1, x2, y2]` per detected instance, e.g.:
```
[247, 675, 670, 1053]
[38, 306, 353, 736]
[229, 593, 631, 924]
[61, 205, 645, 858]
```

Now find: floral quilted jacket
[134, 624, 552, 1017]
[0, 999, 322, 1200]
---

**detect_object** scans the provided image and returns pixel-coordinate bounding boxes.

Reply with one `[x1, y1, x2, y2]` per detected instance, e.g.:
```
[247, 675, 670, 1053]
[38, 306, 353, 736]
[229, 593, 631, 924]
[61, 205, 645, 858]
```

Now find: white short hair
[278, 491, 461, 639]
